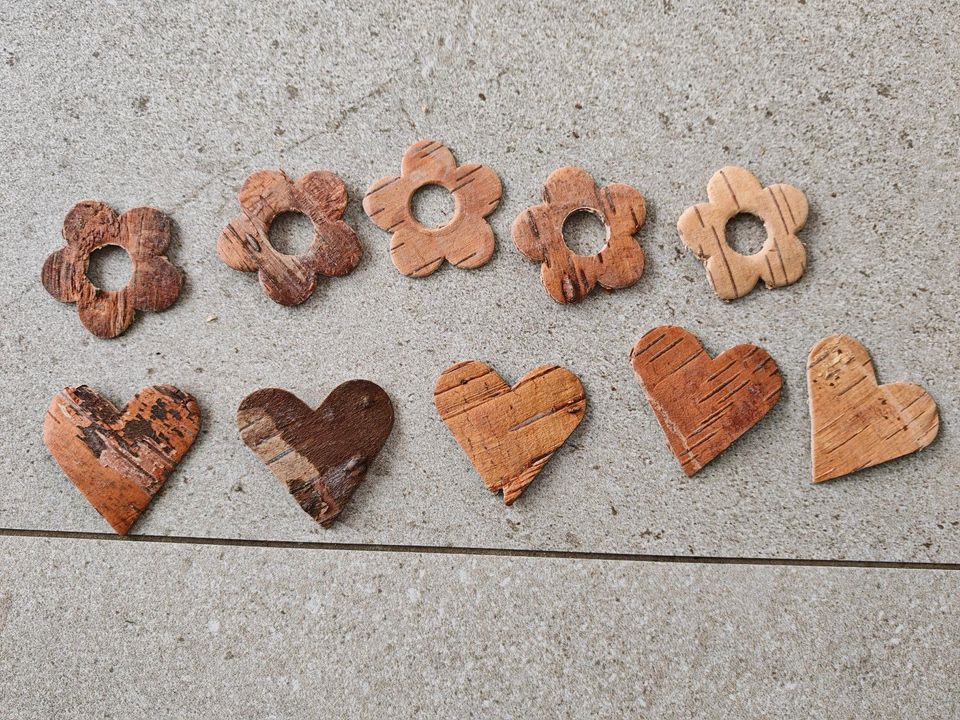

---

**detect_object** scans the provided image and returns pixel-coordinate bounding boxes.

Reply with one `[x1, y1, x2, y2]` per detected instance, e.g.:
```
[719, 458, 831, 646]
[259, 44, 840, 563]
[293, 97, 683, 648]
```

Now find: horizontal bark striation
[631, 325, 781, 476]
[434, 360, 586, 505]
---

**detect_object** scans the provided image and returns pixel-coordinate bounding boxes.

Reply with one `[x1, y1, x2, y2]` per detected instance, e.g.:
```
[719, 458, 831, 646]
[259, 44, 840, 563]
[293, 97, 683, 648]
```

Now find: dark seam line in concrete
[0, 528, 957, 571]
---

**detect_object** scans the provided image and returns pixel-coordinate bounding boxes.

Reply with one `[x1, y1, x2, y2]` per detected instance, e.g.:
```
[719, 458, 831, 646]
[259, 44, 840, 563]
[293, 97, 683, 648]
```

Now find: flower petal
[440, 216, 494, 270]
[363, 175, 414, 232]
[129, 257, 183, 311]
[258, 261, 317, 307]
[238, 170, 289, 216]
[511, 205, 555, 262]
[297, 171, 348, 220]
[599, 183, 645, 237]
[388, 225, 443, 277]
[41, 247, 86, 302]
[542, 166, 599, 207]
[119, 207, 172, 255]
[76, 288, 135, 339]
[303, 218, 363, 277]
[217, 215, 265, 272]
[450, 164, 501, 218]
[400, 139, 456, 182]
[706, 166, 760, 213]
[62, 201, 118, 250]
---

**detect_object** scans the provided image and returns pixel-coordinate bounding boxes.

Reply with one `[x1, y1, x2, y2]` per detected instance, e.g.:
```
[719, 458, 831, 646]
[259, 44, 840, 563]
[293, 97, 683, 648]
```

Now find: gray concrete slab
[0, 1, 957, 561]
[0, 536, 957, 719]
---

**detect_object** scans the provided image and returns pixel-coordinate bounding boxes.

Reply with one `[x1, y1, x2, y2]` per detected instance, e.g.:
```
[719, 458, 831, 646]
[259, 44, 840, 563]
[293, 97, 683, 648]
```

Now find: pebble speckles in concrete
[0, 537, 958, 719]
[0, 6, 958, 552]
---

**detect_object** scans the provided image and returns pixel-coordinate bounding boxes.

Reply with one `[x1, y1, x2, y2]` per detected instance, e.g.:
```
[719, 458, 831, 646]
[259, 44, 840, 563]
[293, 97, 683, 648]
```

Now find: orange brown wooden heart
[807, 335, 939, 483]
[236, 381, 394, 527]
[43, 385, 201, 535]
[434, 361, 586, 504]
[630, 326, 781, 476]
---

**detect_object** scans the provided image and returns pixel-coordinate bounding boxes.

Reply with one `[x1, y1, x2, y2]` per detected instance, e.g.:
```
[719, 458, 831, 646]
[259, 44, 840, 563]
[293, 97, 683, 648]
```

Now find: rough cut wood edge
[630, 325, 781, 476]
[434, 360, 586, 504]
[677, 166, 808, 301]
[217, 170, 362, 306]
[512, 166, 646, 303]
[237, 381, 394, 527]
[363, 139, 502, 277]
[807, 334, 939, 483]
[42, 385, 201, 535]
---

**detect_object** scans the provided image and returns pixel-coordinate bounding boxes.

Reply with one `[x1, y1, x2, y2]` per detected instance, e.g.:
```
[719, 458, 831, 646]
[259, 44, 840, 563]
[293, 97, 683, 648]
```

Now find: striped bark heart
[434, 361, 586, 504]
[807, 335, 939, 482]
[237, 381, 394, 526]
[631, 326, 781, 476]
[43, 385, 201, 534]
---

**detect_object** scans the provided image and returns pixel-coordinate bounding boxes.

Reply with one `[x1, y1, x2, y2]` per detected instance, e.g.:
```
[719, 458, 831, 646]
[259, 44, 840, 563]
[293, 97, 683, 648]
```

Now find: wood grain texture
[631, 326, 781, 476]
[512, 166, 646, 303]
[363, 139, 501, 277]
[237, 381, 394, 527]
[42, 385, 201, 534]
[677, 166, 808, 301]
[434, 361, 586, 505]
[41, 201, 183, 338]
[217, 170, 362, 305]
[808, 335, 939, 483]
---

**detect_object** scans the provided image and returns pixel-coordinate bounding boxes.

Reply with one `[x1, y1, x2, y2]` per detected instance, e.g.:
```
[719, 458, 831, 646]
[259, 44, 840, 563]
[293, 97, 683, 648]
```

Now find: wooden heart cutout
[808, 335, 939, 483]
[237, 381, 394, 526]
[631, 326, 781, 475]
[434, 361, 586, 504]
[43, 385, 201, 535]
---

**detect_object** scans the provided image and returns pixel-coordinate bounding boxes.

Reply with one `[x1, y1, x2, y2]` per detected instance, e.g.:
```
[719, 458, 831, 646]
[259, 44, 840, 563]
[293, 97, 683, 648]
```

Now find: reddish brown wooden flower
[218, 170, 362, 305]
[41, 201, 182, 338]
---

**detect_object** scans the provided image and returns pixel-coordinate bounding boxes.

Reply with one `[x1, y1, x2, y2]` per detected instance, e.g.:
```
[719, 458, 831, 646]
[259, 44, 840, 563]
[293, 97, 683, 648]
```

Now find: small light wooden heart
[237, 381, 394, 526]
[43, 385, 201, 535]
[808, 335, 939, 482]
[434, 361, 586, 504]
[631, 325, 781, 475]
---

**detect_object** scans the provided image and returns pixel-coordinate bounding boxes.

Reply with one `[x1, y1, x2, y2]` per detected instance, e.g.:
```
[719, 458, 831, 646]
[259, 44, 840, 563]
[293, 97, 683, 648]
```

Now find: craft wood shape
[237, 381, 394, 526]
[218, 170, 362, 305]
[43, 385, 201, 534]
[41, 201, 183, 338]
[363, 139, 502, 277]
[434, 361, 586, 504]
[631, 326, 781, 476]
[512, 166, 646, 303]
[677, 166, 808, 300]
[807, 335, 939, 483]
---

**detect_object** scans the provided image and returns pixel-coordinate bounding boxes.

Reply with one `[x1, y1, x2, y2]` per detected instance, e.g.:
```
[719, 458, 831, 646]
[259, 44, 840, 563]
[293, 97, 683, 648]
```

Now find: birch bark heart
[631, 326, 781, 475]
[807, 335, 939, 482]
[237, 381, 394, 526]
[434, 361, 586, 504]
[43, 385, 201, 534]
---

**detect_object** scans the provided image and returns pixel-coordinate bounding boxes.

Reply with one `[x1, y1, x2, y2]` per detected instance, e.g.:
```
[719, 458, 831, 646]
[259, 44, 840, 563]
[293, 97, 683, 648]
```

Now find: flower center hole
[86, 245, 133, 291]
[562, 210, 609, 255]
[411, 184, 454, 229]
[270, 211, 315, 256]
[725, 213, 768, 254]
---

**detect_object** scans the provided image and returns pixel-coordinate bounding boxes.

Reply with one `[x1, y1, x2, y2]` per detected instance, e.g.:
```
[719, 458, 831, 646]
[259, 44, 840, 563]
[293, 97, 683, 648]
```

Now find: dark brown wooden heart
[43, 385, 201, 534]
[630, 325, 781, 476]
[237, 381, 394, 526]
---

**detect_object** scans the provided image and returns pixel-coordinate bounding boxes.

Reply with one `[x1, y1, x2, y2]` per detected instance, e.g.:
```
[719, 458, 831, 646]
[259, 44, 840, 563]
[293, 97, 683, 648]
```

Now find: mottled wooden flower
[41, 201, 183, 338]
[363, 139, 502, 277]
[218, 170, 362, 306]
[512, 166, 646, 303]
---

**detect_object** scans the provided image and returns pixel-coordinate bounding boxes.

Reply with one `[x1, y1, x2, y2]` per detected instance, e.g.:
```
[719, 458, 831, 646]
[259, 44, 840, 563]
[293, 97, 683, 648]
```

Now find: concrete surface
[0, 536, 957, 719]
[1, 1, 958, 562]
[0, 0, 958, 714]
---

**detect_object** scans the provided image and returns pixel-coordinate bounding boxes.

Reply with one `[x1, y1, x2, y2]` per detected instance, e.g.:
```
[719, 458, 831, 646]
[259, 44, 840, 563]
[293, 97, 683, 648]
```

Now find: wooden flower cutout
[218, 170, 362, 306]
[41, 201, 183, 338]
[363, 139, 502, 277]
[678, 166, 809, 301]
[512, 166, 646, 303]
